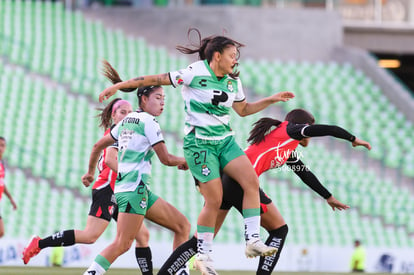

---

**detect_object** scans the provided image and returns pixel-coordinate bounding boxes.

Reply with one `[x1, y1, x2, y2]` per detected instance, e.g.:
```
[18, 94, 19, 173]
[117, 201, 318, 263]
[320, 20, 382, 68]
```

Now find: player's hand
[11, 200, 17, 210]
[177, 161, 189, 171]
[327, 196, 350, 211]
[352, 138, 372, 150]
[81, 173, 95, 187]
[272, 91, 295, 102]
[99, 86, 118, 103]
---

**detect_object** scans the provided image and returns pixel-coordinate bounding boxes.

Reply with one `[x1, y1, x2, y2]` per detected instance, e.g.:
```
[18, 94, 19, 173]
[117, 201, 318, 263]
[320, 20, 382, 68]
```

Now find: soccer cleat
[245, 238, 278, 258]
[22, 235, 41, 264]
[193, 253, 219, 275]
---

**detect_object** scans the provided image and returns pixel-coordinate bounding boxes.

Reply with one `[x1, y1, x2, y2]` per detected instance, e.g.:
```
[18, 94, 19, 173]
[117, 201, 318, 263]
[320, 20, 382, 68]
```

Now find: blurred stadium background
[0, 0, 413, 273]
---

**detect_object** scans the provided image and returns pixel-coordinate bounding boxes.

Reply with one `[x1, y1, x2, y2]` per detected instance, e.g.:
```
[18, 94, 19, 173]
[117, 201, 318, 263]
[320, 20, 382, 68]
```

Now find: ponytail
[101, 60, 137, 93]
[247, 117, 282, 145]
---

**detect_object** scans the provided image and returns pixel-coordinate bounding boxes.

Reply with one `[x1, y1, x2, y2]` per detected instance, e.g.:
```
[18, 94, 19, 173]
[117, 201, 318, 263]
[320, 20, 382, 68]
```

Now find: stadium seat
[1, 0, 413, 248]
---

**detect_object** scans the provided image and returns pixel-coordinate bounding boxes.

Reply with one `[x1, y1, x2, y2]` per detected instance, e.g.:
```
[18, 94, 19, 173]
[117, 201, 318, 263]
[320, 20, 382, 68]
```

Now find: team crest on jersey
[201, 165, 211, 176]
[176, 75, 184, 85]
[227, 81, 234, 92]
[140, 198, 147, 209]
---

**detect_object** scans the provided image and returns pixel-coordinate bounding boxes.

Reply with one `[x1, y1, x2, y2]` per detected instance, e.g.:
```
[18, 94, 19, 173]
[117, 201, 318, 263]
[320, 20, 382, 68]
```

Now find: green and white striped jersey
[110, 111, 164, 193]
[169, 60, 245, 140]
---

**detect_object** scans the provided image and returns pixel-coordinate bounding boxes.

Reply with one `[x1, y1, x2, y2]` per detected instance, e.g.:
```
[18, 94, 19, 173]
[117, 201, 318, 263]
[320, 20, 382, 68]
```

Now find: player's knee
[240, 177, 260, 192]
[174, 218, 191, 237]
[83, 232, 101, 244]
[135, 229, 150, 246]
[204, 196, 222, 209]
[119, 239, 134, 254]
[113, 238, 134, 255]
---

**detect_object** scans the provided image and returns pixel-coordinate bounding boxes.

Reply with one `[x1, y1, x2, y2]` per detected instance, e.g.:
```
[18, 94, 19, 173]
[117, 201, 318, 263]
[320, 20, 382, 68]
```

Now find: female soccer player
[0, 136, 18, 238]
[99, 28, 294, 274]
[157, 108, 371, 275]
[22, 98, 190, 275]
[82, 86, 190, 275]
[22, 99, 152, 268]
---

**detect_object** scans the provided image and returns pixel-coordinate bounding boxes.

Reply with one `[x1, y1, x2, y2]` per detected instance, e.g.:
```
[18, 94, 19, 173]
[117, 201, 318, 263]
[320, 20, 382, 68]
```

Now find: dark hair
[96, 98, 123, 129]
[176, 28, 244, 78]
[0, 136, 5, 142]
[137, 86, 162, 105]
[247, 109, 315, 145]
[284, 108, 315, 125]
[247, 118, 282, 145]
[101, 59, 137, 93]
[101, 60, 161, 105]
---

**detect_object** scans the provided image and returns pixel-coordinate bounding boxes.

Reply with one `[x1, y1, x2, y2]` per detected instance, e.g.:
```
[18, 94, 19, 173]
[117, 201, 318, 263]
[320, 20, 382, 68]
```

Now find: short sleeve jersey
[0, 160, 5, 200]
[92, 127, 118, 191]
[244, 121, 301, 177]
[110, 111, 164, 193]
[169, 60, 246, 140]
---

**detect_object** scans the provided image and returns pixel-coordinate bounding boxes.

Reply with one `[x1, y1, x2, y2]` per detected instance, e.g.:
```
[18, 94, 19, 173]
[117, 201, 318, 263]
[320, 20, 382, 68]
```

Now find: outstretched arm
[99, 59, 172, 102]
[99, 74, 172, 102]
[232, 91, 295, 117]
[303, 124, 371, 150]
[286, 157, 349, 211]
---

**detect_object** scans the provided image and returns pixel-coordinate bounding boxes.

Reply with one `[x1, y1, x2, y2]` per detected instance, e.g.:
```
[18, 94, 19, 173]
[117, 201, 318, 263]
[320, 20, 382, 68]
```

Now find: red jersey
[92, 128, 118, 191]
[245, 121, 300, 177]
[0, 160, 5, 200]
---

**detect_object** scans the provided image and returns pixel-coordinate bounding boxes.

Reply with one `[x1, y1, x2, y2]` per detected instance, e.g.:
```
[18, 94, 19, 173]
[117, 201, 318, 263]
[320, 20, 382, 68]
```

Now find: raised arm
[99, 60, 172, 102]
[232, 91, 294, 117]
[99, 74, 172, 102]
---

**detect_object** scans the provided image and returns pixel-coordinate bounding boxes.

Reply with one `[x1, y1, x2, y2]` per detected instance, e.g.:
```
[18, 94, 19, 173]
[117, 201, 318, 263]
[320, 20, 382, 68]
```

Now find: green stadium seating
[0, 0, 413, 248]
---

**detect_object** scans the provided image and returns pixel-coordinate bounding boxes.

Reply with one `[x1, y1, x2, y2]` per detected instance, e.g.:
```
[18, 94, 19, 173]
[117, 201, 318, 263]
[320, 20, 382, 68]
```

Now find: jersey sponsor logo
[211, 90, 228, 106]
[122, 117, 140, 125]
[119, 129, 135, 160]
[87, 271, 96, 275]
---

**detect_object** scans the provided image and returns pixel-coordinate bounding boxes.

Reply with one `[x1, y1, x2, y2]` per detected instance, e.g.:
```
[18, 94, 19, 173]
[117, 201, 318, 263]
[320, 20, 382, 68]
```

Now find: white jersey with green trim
[169, 60, 246, 140]
[110, 111, 164, 193]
